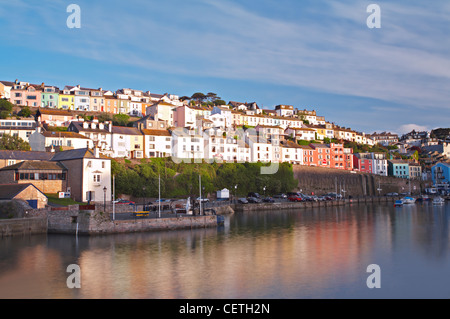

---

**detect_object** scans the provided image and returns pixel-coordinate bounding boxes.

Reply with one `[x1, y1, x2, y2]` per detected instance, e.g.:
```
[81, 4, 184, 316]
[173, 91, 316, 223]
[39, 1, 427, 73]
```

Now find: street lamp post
[103, 186, 107, 212]
[142, 186, 146, 211]
[234, 184, 238, 204]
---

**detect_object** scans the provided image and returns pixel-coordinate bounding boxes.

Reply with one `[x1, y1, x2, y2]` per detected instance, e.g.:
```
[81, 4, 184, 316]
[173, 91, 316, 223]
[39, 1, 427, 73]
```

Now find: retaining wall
[0, 218, 47, 238]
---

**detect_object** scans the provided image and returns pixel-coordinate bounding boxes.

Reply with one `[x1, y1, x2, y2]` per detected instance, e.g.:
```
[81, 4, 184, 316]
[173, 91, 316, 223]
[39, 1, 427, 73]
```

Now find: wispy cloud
[1, 0, 449, 131]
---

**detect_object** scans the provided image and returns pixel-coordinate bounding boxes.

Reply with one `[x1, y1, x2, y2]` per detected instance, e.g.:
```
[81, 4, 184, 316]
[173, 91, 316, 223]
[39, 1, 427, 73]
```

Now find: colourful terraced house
[41, 85, 59, 108]
[9, 81, 41, 107]
[58, 89, 75, 110]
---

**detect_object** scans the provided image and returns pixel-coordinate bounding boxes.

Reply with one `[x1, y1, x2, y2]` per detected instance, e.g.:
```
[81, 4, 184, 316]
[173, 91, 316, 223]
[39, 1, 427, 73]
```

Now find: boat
[416, 195, 430, 202]
[432, 197, 445, 205]
[401, 196, 416, 204]
[394, 200, 403, 207]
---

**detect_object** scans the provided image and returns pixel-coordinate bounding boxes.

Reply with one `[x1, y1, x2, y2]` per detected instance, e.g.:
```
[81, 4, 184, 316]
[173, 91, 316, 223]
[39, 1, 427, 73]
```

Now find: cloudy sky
[0, 0, 449, 135]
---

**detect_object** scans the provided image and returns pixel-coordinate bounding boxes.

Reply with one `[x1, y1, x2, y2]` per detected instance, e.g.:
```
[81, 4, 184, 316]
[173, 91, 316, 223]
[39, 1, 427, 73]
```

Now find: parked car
[273, 193, 287, 199]
[263, 197, 275, 203]
[247, 192, 261, 199]
[385, 192, 399, 197]
[238, 198, 248, 204]
[288, 195, 303, 202]
[116, 199, 135, 205]
[196, 197, 209, 203]
[247, 197, 262, 203]
[155, 198, 171, 203]
[287, 192, 300, 197]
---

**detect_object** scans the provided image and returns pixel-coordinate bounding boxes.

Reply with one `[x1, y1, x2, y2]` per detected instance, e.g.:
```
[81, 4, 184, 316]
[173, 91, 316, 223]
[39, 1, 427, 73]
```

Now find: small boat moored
[394, 200, 404, 207]
[401, 196, 416, 204]
[433, 197, 445, 205]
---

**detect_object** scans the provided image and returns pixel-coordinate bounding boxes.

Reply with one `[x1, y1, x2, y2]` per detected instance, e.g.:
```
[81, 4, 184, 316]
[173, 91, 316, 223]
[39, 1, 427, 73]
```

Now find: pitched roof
[0, 81, 15, 86]
[280, 140, 302, 149]
[36, 108, 74, 117]
[0, 150, 54, 161]
[42, 131, 90, 139]
[0, 183, 46, 200]
[0, 160, 67, 171]
[50, 148, 110, 161]
[310, 143, 330, 148]
[141, 129, 171, 137]
[111, 126, 142, 135]
[68, 121, 110, 133]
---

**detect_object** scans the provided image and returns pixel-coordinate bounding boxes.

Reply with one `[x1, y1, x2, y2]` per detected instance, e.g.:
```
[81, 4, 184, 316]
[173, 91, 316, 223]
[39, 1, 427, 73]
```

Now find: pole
[158, 173, 161, 218]
[113, 175, 115, 221]
[199, 174, 202, 216]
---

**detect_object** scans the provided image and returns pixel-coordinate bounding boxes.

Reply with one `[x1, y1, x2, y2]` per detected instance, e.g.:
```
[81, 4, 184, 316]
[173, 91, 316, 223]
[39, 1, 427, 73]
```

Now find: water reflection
[0, 203, 449, 298]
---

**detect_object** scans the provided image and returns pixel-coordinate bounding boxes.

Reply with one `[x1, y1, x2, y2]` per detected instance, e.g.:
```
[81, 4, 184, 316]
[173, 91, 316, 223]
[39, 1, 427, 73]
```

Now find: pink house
[9, 81, 42, 107]
[353, 155, 373, 173]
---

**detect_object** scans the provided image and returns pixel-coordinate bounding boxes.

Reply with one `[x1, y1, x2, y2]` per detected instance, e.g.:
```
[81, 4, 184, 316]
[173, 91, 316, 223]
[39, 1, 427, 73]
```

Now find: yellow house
[58, 90, 75, 110]
[111, 126, 144, 159]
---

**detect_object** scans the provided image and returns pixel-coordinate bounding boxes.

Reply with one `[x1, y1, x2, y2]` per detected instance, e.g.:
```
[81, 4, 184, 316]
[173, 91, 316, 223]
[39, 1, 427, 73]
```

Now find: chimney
[106, 121, 112, 133]
[94, 145, 100, 158]
[77, 85, 80, 89]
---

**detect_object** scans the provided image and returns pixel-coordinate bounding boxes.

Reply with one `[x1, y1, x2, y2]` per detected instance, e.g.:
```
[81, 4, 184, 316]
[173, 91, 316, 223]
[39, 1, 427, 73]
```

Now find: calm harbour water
[0, 202, 449, 299]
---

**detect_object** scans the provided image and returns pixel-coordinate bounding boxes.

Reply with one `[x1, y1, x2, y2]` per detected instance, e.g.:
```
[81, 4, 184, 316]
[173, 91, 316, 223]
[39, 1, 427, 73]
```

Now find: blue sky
[0, 0, 449, 135]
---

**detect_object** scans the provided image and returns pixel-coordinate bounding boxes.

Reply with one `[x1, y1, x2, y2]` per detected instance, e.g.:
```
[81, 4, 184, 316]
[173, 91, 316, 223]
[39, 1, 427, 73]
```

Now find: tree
[113, 114, 130, 126]
[206, 92, 221, 103]
[179, 96, 191, 102]
[18, 106, 32, 118]
[0, 99, 14, 112]
[0, 111, 9, 119]
[215, 99, 226, 106]
[191, 93, 207, 104]
[0, 134, 31, 151]
[97, 113, 112, 123]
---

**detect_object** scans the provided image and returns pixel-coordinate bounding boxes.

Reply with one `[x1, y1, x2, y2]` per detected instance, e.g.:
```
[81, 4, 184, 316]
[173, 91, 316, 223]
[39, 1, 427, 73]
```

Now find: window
[93, 174, 101, 183]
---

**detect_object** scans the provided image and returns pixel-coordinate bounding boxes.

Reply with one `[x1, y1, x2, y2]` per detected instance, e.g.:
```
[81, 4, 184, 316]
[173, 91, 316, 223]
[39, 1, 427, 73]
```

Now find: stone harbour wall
[0, 217, 47, 238]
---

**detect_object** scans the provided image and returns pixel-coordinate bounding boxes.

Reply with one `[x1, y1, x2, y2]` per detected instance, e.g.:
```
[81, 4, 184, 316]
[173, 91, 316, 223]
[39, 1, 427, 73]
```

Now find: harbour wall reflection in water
[0, 202, 449, 298]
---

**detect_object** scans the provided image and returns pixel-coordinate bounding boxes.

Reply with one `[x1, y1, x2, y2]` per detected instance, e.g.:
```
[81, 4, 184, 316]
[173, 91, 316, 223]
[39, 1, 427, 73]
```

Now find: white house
[285, 127, 316, 141]
[29, 128, 93, 151]
[146, 102, 176, 127]
[111, 126, 144, 159]
[171, 127, 205, 163]
[280, 140, 303, 165]
[211, 106, 232, 129]
[51, 148, 112, 204]
[142, 129, 172, 158]
[67, 120, 113, 154]
[0, 118, 36, 143]
[275, 105, 294, 117]
[65, 85, 91, 111]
